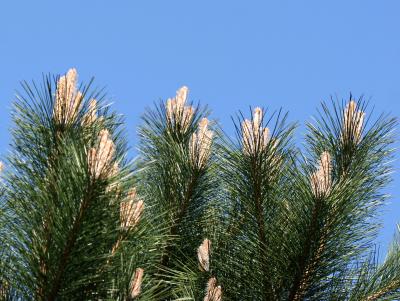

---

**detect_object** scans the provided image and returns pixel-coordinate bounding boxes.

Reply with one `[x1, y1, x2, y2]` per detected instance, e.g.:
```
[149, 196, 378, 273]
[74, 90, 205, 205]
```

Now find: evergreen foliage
[0, 70, 398, 300]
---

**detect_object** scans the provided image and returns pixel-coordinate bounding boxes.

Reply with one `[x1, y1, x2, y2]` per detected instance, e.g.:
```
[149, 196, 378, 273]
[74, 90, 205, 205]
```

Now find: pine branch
[161, 172, 199, 267]
[288, 195, 324, 301]
[285, 97, 396, 299]
[47, 182, 95, 301]
[215, 107, 296, 300]
[137, 87, 216, 299]
[1, 70, 153, 300]
[364, 280, 400, 301]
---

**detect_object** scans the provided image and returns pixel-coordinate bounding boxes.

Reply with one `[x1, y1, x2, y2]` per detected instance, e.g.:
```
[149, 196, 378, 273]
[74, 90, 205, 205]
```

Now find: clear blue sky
[1, 1, 399, 258]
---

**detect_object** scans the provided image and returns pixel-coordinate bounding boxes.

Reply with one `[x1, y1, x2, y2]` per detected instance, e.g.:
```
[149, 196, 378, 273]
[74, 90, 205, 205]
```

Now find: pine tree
[0, 70, 399, 300]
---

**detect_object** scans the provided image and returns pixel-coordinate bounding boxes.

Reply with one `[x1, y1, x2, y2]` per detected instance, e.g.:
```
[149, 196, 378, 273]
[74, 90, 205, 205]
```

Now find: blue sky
[1, 1, 399, 257]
